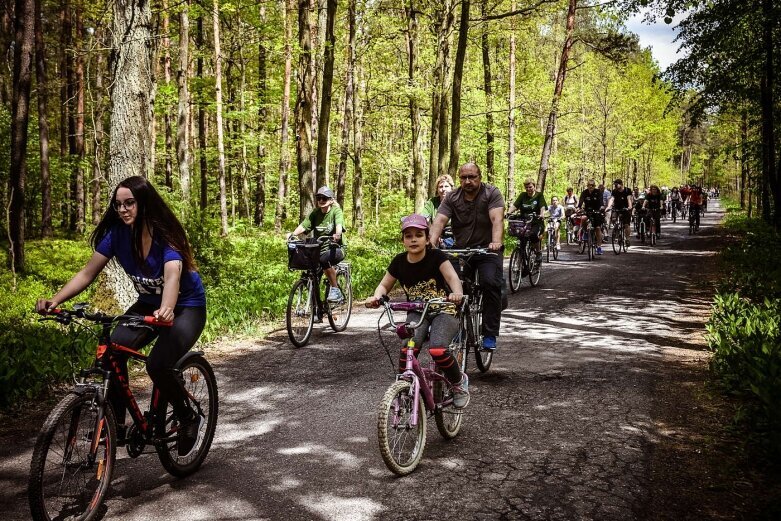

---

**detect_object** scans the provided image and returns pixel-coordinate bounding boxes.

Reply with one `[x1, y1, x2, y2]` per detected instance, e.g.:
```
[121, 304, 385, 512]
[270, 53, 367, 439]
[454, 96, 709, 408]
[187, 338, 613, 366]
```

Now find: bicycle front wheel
[286, 278, 315, 347]
[611, 227, 621, 255]
[529, 244, 541, 287]
[327, 267, 352, 332]
[377, 380, 426, 475]
[470, 292, 492, 373]
[508, 247, 522, 293]
[434, 378, 464, 439]
[156, 354, 219, 478]
[29, 391, 117, 521]
[587, 230, 594, 260]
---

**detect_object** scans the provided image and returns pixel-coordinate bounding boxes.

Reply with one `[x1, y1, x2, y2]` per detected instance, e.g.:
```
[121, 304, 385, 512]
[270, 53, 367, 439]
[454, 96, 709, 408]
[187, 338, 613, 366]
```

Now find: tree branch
[470, 0, 559, 22]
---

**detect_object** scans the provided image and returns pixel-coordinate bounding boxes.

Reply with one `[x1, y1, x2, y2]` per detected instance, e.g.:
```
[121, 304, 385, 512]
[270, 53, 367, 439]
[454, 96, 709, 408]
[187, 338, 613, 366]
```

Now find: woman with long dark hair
[36, 176, 207, 456]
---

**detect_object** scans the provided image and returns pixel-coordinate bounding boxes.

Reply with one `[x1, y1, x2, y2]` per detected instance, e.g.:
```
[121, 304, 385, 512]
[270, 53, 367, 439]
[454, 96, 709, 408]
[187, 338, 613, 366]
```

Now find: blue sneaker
[596, 247, 603, 255]
[483, 335, 497, 350]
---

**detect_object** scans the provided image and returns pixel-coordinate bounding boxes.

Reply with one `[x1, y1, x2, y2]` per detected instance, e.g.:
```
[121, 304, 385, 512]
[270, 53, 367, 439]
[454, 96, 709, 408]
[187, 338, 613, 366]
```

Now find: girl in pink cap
[365, 214, 470, 407]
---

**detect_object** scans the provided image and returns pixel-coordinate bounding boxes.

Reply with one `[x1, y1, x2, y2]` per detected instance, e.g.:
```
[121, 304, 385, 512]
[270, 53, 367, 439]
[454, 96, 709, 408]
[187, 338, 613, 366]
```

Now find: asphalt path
[1, 202, 726, 520]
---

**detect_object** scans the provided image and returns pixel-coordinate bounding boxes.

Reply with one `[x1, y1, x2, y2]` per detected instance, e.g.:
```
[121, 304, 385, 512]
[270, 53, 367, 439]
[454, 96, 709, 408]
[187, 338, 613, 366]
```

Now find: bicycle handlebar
[378, 296, 460, 336]
[39, 307, 173, 328]
[444, 247, 497, 257]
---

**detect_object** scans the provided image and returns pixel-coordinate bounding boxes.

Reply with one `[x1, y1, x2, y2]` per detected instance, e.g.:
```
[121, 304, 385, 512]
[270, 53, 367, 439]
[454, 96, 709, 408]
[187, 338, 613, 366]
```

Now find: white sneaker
[327, 287, 344, 302]
[556, 244, 561, 251]
[452, 374, 470, 408]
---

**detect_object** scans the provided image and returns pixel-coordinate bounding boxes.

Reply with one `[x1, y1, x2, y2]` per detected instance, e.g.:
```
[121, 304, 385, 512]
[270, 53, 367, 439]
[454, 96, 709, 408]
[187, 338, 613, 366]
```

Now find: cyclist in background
[422, 174, 455, 248]
[36, 176, 207, 456]
[668, 187, 682, 217]
[606, 179, 634, 246]
[366, 214, 469, 408]
[430, 162, 505, 351]
[289, 186, 346, 304]
[547, 196, 565, 251]
[643, 184, 664, 237]
[578, 180, 605, 254]
[508, 178, 547, 264]
[685, 185, 704, 229]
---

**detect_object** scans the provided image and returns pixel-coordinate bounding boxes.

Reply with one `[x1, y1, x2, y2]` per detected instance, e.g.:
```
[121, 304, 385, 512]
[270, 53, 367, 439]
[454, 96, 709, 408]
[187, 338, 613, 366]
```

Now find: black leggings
[109, 302, 207, 424]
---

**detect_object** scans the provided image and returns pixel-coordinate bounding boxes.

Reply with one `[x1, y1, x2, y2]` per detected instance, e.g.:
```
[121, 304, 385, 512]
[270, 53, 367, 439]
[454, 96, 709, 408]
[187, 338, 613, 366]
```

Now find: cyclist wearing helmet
[366, 214, 469, 408]
[289, 186, 346, 303]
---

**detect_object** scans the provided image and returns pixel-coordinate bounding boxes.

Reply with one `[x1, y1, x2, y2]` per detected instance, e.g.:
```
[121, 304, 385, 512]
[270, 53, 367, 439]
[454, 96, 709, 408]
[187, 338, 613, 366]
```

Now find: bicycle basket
[508, 219, 532, 238]
[287, 241, 321, 270]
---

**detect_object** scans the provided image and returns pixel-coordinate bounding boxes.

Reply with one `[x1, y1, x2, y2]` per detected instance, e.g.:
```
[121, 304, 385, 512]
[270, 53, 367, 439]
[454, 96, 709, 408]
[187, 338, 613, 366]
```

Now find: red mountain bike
[28, 305, 218, 521]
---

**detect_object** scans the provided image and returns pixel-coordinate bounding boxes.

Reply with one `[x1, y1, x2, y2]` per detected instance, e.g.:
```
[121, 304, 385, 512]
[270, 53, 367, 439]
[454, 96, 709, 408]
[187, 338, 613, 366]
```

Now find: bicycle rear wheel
[587, 230, 594, 260]
[434, 378, 463, 439]
[29, 391, 116, 521]
[156, 354, 218, 478]
[377, 380, 426, 475]
[286, 278, 315, 347]
[508, 247, 522, 293]
[552, 234, 559, 260]
[327, 267, 352, 332]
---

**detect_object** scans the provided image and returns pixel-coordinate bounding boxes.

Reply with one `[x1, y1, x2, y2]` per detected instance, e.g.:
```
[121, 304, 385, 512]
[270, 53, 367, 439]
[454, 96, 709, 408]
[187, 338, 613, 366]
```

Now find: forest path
[2, 201, 748, 520]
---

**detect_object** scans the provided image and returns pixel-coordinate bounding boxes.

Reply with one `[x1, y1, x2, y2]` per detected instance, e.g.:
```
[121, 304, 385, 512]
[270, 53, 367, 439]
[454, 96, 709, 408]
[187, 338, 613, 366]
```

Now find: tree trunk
[335, 0, 356, 209]
[481, 0, 494, 183]
[405, 0, 426, 211]
[507, 0, 516, 202]
[197, 16, 208, 210]
[740, 110, 747, 209]
[107, 0, 154, 308]
[275, 0, 293, 231]
[760, 0, 778, 226]
[537, 0, 577, 193]
[177, 0, 192, 202]
[212, 0, 228, 235]
[239, 48, 251, 220]
[255, 11, 268, 226]
[34, 0, 52, 237]
[352, 59, 365, 234]
[162, 0, 173, 188]
[68, 3, 85, 233]
[315, 0, 337, 190]
[428, 1, 453, 194]
[60, 0, 70, 229]
[91, 30, 106, 225]
[9, 0, 35, 271]
[296, 0, 315, 219]
[447, 0, 469, 178]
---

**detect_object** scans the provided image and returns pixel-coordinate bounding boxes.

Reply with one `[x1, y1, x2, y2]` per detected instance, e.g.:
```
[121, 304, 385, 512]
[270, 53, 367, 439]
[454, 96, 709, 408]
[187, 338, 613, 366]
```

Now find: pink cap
[400, 214, 429, 231]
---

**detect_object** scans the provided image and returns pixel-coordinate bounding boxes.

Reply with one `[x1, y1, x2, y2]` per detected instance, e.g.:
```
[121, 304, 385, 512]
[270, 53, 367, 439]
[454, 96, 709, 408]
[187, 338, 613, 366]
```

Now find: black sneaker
[116, 424, 128, 447]
[177, 414, 203, 457]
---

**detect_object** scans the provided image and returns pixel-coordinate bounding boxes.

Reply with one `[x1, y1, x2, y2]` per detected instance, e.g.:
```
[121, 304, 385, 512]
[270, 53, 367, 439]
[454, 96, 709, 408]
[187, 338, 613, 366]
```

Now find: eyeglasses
[113, 198, 137, 211]
[316, 196, 330, 202]
[587, 184, 595, 188]
[459, 175, 479, 181]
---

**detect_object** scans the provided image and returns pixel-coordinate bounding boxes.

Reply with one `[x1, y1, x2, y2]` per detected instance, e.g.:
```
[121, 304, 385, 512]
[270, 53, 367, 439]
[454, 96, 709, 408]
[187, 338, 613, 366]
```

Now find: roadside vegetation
[706, 199, 781, 459]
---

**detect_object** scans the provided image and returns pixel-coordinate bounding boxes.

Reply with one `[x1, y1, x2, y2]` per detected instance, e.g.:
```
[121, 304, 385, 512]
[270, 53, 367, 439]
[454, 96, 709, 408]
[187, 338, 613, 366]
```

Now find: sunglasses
[316, 196, 330, 202]
[113, 199, 137, 211]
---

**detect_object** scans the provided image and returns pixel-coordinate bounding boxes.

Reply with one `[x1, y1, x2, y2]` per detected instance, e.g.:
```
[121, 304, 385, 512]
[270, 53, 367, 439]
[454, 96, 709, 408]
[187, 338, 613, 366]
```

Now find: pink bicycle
[375, 296, 467, 475]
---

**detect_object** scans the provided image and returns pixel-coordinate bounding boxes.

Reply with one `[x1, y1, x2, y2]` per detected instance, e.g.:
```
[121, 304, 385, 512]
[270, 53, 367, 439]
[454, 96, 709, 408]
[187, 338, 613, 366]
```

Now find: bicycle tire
[508, 247, 522, 293]
[471, 290, 492, 373]
[529, 249, 542, 286]
[454, 317, 469, 373]
[433, 379, 464, 439]
[156, 355, 218, 478]
[611, 227, 621, 255]
[327, 267, 352, 332]
[377, 380, 426, 475]
[286, 278, 315, 347]
[578, 232, 586, 254]
[552, 238, 559, 260]
[587, 230, 594, 260]
[651, 230, 657, 245]
[29, 391, 116, 521]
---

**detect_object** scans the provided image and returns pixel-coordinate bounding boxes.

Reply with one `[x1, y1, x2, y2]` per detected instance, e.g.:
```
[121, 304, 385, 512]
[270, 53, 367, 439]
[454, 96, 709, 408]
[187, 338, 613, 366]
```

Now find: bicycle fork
[397, 340, 434, 425]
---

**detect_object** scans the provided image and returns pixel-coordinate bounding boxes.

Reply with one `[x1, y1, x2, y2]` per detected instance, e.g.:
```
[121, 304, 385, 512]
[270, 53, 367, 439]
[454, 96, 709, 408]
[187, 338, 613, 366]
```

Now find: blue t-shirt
[96, 224, 206, 307]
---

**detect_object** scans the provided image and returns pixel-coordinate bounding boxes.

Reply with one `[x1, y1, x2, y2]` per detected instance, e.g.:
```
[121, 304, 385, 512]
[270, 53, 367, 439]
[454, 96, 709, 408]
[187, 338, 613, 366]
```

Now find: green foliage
[706, 210, 781, 455]
[0, 240, 96, 408]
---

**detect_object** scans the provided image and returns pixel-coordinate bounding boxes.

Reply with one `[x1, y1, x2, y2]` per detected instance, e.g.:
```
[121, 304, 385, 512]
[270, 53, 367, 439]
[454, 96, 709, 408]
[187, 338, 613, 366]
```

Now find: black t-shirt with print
[387, 248, 451, 302]
[645, 193, 663, 210]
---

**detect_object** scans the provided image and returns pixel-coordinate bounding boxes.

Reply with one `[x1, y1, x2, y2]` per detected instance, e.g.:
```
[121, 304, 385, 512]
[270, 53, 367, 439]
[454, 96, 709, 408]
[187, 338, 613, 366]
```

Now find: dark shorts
[319, 246, 345, 268]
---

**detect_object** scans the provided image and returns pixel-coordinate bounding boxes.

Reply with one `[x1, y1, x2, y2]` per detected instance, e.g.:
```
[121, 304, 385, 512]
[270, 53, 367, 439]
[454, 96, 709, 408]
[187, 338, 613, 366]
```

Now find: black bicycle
[507, 214, 542, 291]
[286, 237, 353, 347]
[444, 248, 496, 373]
[28, 305, 218, 521]
[689, 204, 701, 234]
[610, 208, 630, 255]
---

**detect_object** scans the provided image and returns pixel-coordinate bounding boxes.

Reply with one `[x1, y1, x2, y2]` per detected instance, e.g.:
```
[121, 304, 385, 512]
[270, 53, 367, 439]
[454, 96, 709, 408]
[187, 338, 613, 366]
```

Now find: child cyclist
[365, 214, 470, 408]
